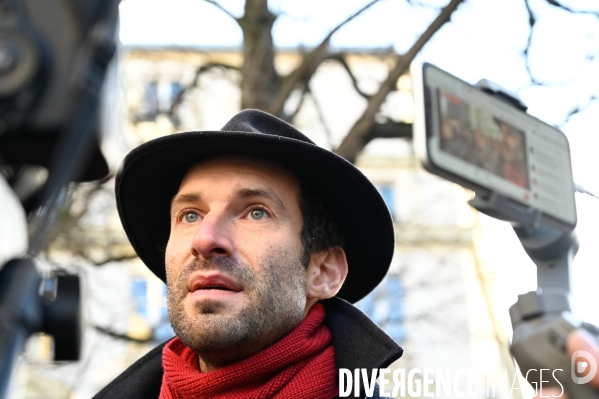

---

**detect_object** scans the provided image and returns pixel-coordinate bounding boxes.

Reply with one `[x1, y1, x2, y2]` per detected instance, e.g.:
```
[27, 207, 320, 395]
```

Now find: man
[94, 109, 403, 398]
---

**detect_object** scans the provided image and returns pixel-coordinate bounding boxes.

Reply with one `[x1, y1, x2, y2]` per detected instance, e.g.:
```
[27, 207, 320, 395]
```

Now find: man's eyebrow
[170, 189, 288, 212]
[236, 188, 286, 211]
[170, 193, 201, 212]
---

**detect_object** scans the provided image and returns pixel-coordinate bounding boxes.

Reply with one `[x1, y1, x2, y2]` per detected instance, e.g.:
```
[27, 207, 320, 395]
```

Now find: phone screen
[413, 63, 577, 229]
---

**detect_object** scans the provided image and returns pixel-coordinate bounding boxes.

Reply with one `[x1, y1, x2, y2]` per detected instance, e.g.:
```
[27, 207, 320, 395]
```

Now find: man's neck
[195, 300, 320, 372]
[195, 330, 292, 372]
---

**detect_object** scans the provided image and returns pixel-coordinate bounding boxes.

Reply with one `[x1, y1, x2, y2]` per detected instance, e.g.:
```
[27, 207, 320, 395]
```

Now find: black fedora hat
[115, 109, 394, 303]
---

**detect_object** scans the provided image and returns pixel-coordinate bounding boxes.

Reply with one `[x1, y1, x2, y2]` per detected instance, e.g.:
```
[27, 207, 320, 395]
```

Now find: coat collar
[323, 297, 403, 371]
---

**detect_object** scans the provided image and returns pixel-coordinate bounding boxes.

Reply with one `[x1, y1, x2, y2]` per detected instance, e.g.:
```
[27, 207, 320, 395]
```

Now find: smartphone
[411, 62, 577, 231]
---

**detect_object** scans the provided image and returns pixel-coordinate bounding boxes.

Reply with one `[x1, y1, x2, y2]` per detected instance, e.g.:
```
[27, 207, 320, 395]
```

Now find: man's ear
[306, 247, 348, 299]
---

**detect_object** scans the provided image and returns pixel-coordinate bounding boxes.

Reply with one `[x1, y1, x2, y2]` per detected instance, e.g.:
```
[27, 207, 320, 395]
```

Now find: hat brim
[116, 131, 395, 303]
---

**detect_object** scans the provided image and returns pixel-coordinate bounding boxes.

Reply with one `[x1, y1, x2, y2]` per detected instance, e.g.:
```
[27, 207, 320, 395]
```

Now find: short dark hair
[297, 184, 345, 267]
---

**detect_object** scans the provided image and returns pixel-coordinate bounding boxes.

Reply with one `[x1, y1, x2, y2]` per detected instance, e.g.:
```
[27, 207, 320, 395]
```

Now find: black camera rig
[0, 0, 120, 397]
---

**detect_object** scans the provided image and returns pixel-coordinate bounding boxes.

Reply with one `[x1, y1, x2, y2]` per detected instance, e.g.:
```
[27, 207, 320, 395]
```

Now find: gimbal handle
[510, 290, 599, 398]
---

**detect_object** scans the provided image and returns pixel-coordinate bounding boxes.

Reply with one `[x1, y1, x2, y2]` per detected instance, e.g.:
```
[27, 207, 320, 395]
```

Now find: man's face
[165, 155, 308, 367]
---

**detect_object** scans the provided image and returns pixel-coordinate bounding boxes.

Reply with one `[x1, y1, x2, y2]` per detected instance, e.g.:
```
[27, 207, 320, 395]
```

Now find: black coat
[92, 297, 403, 399]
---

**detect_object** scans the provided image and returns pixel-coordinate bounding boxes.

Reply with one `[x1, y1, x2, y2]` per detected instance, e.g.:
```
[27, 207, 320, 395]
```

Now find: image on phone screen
[412, 63, 577, 230]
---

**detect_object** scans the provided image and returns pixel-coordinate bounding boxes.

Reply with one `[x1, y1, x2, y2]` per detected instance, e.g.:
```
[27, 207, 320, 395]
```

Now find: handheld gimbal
[469, 81, 599, 399]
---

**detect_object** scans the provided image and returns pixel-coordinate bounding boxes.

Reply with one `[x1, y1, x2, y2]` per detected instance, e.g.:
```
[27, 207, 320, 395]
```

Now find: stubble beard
[166, 248, 307, 359]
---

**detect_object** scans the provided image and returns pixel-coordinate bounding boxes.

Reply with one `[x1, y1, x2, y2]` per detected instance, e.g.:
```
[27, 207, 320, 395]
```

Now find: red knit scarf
[159, 303, 338, 399]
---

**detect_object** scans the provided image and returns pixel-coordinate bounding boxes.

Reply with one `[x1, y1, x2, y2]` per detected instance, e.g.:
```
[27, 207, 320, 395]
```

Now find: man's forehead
[180, 155, 299, 185]
[175, 155, 301, 202]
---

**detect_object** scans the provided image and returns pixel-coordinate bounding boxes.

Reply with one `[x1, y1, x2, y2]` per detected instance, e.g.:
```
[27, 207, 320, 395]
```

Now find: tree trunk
[238, 0, 278, 111]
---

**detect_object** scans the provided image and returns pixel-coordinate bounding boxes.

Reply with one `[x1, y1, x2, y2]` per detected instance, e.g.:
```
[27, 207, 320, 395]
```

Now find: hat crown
[221, 109, 315, 145]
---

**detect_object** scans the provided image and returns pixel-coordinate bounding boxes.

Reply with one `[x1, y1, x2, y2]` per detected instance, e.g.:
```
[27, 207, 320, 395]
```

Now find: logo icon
[571, 350, 598, 384]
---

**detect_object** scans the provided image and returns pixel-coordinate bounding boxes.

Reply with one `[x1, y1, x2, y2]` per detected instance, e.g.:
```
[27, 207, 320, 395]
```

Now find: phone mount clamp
[468, 82, 599, 398]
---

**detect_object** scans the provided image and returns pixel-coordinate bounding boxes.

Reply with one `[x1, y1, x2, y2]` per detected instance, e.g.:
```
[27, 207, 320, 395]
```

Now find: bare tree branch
[307, 89, 334, 148]
[203, 0, 241, 25]
[285, 51, 374, 120]
[544, 0, 599, 15]
[335, 120, 413, 155]
[285, 85, 310, 122]
[406, 0, 444, 9]
[284, 52, 375, 120]
[268, 0, 382, 116]
[559, 95, 599, 127]
[522, 0, 541, 85]
[370, 120, 413, 140]
[167, 62, 240, 118]
[326, 53, 372, 99]
[94, 325, 155, 343]
[521, 0, 594, 88]
[336, 0, 465, 163]
[89, 253, 139, 266]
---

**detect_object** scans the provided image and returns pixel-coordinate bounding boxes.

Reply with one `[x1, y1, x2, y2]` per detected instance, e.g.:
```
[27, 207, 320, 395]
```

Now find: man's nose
[190, 212, 233, 259]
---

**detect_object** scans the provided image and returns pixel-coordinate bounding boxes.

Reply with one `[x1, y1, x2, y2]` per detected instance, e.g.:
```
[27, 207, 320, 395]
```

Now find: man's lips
[187, 274, 242, 294]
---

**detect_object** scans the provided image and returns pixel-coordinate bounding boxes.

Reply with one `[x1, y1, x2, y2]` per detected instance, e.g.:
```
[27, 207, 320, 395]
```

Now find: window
[356, 275, 405, 343]
[154, 284, 175, 341]
[376, 184, 396, 220]
[131, 278, 174, 340]
[136, 80, 183, 123]
[136, 81, 159, 121]
[131, 278, 148, 318]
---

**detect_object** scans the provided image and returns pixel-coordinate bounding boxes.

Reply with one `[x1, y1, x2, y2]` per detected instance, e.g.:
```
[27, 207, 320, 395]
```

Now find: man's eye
[249, 209, 266, 220]
[184, 212, 199, 223]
